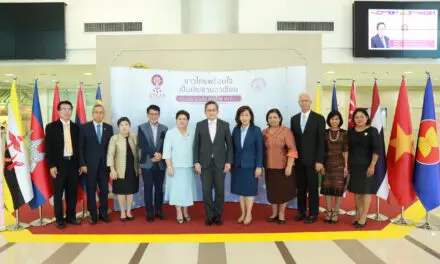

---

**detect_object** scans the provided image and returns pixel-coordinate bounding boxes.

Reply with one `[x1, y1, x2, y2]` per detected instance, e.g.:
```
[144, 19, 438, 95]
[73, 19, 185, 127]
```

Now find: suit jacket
[106, 133, 139, 179]
[45, 119, 80, 169]
[290, 111, 325, 166]
[137, 122, 168, 170]
[193, 118, 233, 169]
[371, 34, 390, 48]
[78, 121, 113, 173]
[232, 125, 263, 169]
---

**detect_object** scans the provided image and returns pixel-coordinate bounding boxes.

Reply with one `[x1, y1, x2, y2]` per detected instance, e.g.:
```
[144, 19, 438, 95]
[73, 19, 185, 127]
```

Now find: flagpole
[391, 206, 413, 226]
[367, 196, 389, 221]
[416, 211, 437, 230]
[30, 206, 53, 227]
[6, 209, 30, 231]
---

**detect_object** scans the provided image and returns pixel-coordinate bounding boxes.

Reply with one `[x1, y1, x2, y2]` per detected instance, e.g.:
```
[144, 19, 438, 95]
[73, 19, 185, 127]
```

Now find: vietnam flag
[387, 77, 416, 207]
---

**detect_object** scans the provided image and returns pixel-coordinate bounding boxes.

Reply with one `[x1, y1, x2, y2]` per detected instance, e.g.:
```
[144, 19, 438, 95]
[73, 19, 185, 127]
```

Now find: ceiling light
[404, 71, 412, 74]
[84, 72, 93, 76]
[4, 73, 15, 77]
[326, 71, 335, 74]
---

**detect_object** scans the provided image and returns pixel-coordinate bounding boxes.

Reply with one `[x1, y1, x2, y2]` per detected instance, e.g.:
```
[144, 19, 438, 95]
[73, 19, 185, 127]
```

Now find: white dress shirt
[149, 122, 159, 146]
[208, 119, 217, 143]
[60, 119, 72, 157]
[301, 110, 311, 133]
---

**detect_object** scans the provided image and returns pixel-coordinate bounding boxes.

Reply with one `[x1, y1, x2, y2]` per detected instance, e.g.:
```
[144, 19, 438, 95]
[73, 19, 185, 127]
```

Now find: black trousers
[86, 161, 109, 220]
[142, 167, 165, 213]
[52, 158, 78, 224]
[295, 162, 319, 216]
[200, 160, 225, 219]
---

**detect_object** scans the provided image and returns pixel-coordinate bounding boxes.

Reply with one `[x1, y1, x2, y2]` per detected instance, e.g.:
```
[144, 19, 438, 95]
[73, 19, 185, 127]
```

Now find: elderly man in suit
[194, 101, 233, 226]
[290, 92, 325, 224]
[45, 101, 81, 229]
[138, 105, 168, 222]
[79, 104, 114, 225]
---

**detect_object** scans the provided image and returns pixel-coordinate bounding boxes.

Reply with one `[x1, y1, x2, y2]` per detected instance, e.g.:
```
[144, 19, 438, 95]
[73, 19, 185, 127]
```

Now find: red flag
[75, 83, 87, 202]
[348, 80, 357, 128]
[387, 77, 416, 206]
[51, 82, 60, 122]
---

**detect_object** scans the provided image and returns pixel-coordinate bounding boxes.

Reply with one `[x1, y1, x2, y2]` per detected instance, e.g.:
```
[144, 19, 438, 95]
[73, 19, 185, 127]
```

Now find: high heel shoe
[355, 220, 367, 228]
[278, 218, 286, 225]
[184, 216, 191, 222]
[177, 218, 184, 224]
[352, 220, 359, 226]
[243, 217, 252, 225]
[237, 216, 245, 224]
[267, 215, 279, 223]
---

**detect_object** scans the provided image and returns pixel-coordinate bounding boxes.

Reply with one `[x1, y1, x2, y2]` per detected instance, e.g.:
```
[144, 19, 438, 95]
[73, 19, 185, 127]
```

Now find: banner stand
[367, 197, 389, 221]
[416, 211, 437, 230]
[391, 206, 413, 226]
[30, 206, 53, 227]
[6, 209, 30, 231]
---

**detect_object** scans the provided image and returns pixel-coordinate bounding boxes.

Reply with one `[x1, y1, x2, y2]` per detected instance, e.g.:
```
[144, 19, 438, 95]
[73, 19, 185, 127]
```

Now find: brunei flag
[3, 80, 34, 211]
[414, 75, 440, 211]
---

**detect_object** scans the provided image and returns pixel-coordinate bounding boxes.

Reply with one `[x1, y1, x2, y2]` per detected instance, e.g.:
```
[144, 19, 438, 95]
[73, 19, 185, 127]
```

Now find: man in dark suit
[45, 101, 81, 229]
[194, 101, 233, 226]
[371, 22, 390, 49]
[79, 104, 113, 225]
[290, 92, 325, 224]
[138, 105, 168, 222]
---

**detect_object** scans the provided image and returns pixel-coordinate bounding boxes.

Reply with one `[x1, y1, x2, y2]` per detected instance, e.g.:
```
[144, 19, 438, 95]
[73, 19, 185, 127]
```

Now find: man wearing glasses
[45, 101, 81, 229]
[138, 105, 168, 222]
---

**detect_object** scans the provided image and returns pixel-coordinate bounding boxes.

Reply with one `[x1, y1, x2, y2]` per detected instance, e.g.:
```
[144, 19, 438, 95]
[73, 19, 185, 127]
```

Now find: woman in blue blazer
[231, 106, 264, 225]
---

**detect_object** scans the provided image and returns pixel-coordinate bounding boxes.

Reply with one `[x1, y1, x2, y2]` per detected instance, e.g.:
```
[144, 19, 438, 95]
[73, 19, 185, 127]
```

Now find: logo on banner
[150, 74, 164, 98]
[251, 78, 266, 92]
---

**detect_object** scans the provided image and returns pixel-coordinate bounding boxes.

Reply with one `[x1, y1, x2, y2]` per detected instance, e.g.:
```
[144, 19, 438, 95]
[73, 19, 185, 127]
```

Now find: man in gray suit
[138, 105, 168, 222]
[194, 101, 233, 226]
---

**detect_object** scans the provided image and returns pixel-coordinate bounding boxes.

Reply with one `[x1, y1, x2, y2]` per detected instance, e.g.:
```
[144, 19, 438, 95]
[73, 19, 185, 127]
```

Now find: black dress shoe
[56, 222, 65, 229]
[146, 213, 154, 222]
[205, 218, 213, 226]
[66, 219, 81, 225]
[304, 215, 318, 224]
[99, 215, 111, 223]
[214, 215, 223, 226]
[156, 212, 166, 220]
[267, 215, 279, 223]
[127, 215, 135, 221]
[293, 214, 306, 221]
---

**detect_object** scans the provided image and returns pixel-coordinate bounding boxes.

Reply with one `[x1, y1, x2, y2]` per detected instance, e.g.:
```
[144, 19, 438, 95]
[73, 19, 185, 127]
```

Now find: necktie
[64, 123, 73, 155]
[97, 124, 102, 144]
[301, 114, 307, 133]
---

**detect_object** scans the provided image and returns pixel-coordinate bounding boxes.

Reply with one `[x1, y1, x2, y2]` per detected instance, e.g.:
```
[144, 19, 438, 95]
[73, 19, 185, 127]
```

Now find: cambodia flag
[29, 80, 53, 209]
[75, 84, 87, 202]
[414, 75, 440, 211]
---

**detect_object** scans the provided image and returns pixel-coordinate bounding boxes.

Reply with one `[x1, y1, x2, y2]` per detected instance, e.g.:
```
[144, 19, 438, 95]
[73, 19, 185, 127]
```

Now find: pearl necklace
[329, 130, 340, 142]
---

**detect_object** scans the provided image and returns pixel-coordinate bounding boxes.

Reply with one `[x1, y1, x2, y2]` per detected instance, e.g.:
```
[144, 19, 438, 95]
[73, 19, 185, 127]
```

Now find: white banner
[111, 66, 306, 209]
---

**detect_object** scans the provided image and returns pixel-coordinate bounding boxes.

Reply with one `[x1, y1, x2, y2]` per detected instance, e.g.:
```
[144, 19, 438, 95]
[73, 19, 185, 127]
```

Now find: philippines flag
[75, 83, 87, 202]
[414, 75, 440, 211]
[29, 80, 53, 209]
[370, 80, 389, 200]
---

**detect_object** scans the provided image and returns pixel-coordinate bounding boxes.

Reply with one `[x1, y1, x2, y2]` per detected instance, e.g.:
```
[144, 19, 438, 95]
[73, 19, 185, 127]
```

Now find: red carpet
[17, 193, 405, 235]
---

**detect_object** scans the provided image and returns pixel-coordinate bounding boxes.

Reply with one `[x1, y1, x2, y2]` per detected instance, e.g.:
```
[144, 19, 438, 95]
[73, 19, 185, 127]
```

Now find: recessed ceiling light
[326, 71, 335, 74]
[4, 73, 14, 77]
[84, 72, 93, 76]
[404, 71, 412, 74]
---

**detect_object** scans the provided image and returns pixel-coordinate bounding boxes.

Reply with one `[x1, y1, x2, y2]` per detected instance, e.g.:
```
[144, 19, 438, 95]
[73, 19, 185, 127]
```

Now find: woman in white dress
[163, 110, 197, 224]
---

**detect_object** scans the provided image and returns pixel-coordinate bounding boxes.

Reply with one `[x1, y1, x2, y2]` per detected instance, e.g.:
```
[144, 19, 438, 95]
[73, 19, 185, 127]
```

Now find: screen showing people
[368, 9, 438, 50]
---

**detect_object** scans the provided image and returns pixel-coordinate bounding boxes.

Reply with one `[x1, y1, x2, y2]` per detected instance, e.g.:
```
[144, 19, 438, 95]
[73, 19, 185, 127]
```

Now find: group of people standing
[45, 92, 380, 230]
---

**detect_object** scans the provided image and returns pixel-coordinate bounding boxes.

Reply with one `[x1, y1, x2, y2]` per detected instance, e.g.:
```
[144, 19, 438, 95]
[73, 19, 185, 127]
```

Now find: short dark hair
[326, 110, 344, 128]
[117, 117, 131, 127]
[205, 101, 219, 111]
[92, 104, 105, 111]
[235, 106, 254, 127]
[57, 100, 73, 111]
[266, 108, 283, 127]
[352, 108, 371, 126]
[176, 110, 190, 120]
[377, 22, 386, 29]
[147, 105, 160, 114]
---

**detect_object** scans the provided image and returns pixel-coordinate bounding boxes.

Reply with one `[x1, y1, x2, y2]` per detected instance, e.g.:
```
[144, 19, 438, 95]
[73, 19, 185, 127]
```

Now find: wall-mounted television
[353, 1, 440, 58]
[0, 3, 66, 60]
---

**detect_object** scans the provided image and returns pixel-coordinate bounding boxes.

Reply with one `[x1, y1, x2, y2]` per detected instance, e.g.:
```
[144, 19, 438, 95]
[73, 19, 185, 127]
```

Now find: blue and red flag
[414, 75, 440, 211]
[331, 81, 338, 111]
[29, 80, 53, 209]
[75, 83, 87, 202]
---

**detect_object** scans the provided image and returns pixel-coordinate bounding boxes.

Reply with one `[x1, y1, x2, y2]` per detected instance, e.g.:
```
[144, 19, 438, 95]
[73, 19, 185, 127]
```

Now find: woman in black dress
[107, 117, 140, 221]
[348, 109, 379, 228]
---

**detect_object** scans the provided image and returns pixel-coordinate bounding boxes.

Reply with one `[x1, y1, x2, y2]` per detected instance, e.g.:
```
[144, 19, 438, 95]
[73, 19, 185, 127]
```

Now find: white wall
[239, 0, 440, 64]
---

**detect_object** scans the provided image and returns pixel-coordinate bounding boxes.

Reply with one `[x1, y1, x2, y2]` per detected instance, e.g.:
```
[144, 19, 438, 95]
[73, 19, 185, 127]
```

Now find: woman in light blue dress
[163, 110, 197, 224]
